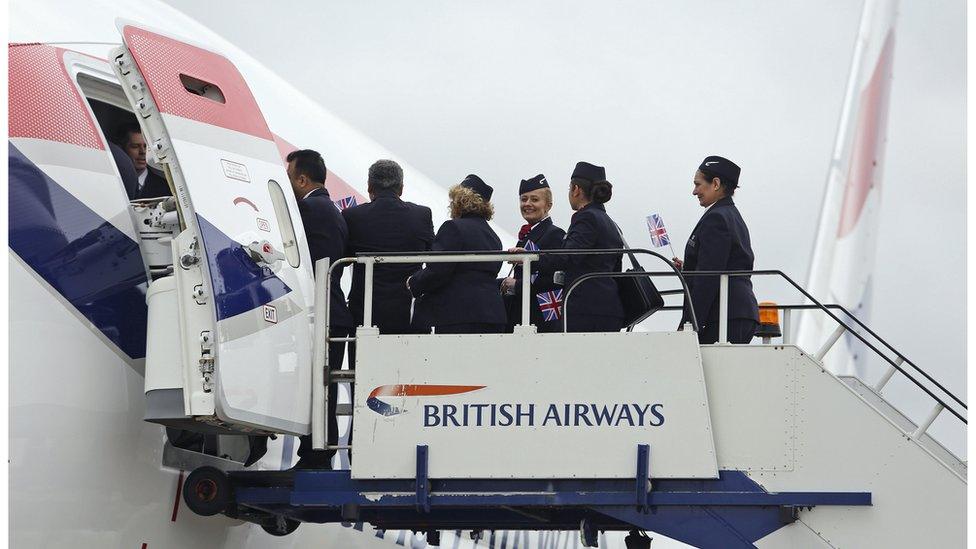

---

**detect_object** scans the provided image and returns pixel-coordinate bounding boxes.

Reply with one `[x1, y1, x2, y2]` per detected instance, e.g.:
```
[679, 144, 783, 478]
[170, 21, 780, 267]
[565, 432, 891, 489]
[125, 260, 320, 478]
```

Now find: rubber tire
[183, 466, 231, 517]
[262, 517, 301, 537]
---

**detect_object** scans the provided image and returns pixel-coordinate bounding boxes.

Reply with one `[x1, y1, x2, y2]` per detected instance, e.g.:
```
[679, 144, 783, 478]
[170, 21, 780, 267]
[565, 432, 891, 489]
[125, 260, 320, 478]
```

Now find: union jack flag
[536, 289, 564, 322]
[524, 239, 539, 283]
[334, 196, 358, 211]
[646, 213, 670, 248]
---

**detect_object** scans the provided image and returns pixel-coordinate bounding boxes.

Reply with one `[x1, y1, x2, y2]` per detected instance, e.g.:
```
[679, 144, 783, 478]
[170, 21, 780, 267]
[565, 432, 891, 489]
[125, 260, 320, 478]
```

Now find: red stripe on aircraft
[122, 25, 274, 141]
[171, 470, 185, 522]
[8, 44, 105, 149]
[272, 132, 368, 207]
[837, 31, 894, 238]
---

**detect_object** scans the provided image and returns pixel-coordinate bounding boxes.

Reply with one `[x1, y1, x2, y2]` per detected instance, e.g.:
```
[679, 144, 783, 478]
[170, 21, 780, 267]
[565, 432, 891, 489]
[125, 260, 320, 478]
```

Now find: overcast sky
[13, 0, 964, 423]
[163, 0, 966, 451]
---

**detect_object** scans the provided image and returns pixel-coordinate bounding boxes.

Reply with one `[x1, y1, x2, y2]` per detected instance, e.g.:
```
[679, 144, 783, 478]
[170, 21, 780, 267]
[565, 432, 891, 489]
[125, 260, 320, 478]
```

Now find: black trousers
[297, 326, 352, 468]
[698, 319, 757, 344]
[565, 315, 623, 333]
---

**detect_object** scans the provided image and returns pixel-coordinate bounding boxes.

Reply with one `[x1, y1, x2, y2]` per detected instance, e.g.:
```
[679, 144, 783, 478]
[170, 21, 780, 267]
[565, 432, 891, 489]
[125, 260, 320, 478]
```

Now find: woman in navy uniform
[408, 175, 507, 334]
[522, 161, 624, 333]
[676, 155, 759, 344]
[500, 174, 566, 332]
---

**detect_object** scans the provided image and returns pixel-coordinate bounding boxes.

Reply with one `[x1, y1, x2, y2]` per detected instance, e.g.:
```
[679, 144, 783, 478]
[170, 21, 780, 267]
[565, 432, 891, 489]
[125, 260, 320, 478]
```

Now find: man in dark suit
[108, 141, 139, 199]
[115, 123, 172, 199]
[342, 159, 434, 334]
[500, 174, 566, 332]
[286, 149, 354, 469]
[677, 156, 758, 344]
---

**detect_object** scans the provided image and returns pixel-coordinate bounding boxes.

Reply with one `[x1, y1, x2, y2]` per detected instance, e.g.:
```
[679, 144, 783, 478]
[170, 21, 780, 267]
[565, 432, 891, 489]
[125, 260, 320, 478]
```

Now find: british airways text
[423, 403, 665, 427]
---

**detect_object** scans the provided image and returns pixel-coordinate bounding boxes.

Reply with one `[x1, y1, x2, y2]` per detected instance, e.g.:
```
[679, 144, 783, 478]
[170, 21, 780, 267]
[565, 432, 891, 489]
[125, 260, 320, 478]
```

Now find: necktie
[518, 223, 532, 241]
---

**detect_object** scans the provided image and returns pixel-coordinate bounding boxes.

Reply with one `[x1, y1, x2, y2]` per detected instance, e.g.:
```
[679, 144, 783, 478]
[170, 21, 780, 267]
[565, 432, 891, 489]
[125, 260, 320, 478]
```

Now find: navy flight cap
[519, 174, 549, 195]
[699, 155, 741, 187]
[460, 174, 493, 202]
[572, 161, 606, 183]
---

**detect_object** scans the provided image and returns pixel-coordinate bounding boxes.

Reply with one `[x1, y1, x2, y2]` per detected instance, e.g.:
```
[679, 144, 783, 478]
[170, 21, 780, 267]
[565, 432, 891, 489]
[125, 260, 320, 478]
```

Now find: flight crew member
[343, 159, 435, 334]
[675, 155, 759, 344]
[286, 149, 355, 469]
[519, 161, 625, 333]
[499, 174, 566, 332]
[408, 175, 507, 334]
[115, 123, 172, 200]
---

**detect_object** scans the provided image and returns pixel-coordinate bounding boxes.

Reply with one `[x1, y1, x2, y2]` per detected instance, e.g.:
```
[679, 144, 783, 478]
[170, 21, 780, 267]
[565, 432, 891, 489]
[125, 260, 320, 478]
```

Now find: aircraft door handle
[245, 240, 285, 268]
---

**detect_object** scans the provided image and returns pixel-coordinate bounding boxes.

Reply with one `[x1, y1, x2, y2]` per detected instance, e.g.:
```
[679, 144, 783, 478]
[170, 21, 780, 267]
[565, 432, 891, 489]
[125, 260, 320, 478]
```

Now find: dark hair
[114, 122, 142, 147]
[699, 168, 737, 196]
[368, 159, 404, 193]
[286, 149, 327, 184]
[571, 177, 613, 204]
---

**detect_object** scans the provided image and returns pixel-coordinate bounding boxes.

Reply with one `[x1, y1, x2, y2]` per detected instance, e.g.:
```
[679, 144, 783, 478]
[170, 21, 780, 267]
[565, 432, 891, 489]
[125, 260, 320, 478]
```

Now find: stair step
[839, 375, 967, 478]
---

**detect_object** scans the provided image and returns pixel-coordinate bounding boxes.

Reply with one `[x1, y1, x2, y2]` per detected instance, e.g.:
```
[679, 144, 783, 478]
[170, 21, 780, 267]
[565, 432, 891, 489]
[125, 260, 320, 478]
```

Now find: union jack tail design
[646, 213, 670, 248]
[334, 195, 358, 211]
[536, 289, 564, 322]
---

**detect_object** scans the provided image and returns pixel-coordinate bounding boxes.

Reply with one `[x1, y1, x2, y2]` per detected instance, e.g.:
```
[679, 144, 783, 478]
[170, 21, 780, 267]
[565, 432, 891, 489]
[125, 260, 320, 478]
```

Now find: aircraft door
[111, 22, 314, 435]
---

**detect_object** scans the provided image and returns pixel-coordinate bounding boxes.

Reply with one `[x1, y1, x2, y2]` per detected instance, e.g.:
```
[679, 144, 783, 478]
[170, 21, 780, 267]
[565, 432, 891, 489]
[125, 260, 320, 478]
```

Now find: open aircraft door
[111, 22, 314, 435]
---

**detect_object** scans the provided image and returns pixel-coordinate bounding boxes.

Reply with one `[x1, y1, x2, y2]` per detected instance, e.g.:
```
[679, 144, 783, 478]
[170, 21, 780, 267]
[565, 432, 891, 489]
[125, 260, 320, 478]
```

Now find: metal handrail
[314, 252, 541, 450]
[666, 270, 967, 413]
[311, 256, 966, 452]
[583, 268, 967, 424]
[311, 249, 694, 450]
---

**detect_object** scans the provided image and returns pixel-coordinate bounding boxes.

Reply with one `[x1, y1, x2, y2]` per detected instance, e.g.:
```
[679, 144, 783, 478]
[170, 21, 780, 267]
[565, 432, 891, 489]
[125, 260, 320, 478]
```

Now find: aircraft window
[268, 180, 301, 268]
[179, 74, 226, 104]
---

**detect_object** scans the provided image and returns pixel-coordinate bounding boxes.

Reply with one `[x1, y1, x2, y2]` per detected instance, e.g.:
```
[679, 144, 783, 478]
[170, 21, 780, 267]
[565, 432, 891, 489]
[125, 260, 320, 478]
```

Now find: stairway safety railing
[566, 268, 968, 436]
[311, 252, 965, 454]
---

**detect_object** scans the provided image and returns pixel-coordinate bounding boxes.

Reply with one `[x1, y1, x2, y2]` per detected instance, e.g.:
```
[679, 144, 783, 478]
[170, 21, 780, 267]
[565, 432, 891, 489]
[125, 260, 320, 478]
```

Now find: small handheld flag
[646, 214, 670, 247]
[647, 213, 678, 259]
[536, 289, 564, 322]
[334, 196, 358, 211]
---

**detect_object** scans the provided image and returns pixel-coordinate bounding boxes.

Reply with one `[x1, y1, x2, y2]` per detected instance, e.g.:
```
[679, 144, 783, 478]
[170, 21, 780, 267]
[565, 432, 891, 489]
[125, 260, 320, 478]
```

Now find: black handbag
[613, 224, 664, 329]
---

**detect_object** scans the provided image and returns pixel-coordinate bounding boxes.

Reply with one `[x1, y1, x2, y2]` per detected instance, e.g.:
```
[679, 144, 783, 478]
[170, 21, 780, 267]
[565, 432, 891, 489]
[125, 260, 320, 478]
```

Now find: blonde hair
[449, 184, 494, 220]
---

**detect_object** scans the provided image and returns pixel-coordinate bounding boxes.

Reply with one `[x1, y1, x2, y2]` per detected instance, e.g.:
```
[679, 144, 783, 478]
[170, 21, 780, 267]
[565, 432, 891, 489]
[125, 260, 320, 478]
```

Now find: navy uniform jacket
[538, 202, 624, 321]
[137, 166, 172, 199]
[342, 191, 435, 332]
[298, 187, 354, 329]
[506, 217, 566, 331]
[108, 142, 139, 200]
[409, 215, 506, 330]
[680, 196, 759, 327]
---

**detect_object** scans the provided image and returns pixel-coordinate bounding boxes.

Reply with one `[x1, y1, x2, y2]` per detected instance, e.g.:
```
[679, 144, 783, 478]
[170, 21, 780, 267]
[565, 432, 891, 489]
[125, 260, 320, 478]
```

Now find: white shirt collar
[137, 169, 148, 189]
[301, 188, 318, 200]
[527, 216, 550, 230]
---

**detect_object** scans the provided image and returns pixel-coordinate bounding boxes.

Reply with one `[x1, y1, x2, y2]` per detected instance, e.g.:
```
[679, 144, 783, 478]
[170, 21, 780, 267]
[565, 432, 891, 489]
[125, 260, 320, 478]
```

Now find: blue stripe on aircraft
[195, 214, 292, 321]
[8, 142, 149, 359]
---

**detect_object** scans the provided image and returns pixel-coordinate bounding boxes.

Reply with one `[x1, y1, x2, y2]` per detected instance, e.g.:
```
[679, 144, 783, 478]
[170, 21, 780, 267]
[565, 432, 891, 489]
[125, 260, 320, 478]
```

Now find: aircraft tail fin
[796, 0, 898, 379]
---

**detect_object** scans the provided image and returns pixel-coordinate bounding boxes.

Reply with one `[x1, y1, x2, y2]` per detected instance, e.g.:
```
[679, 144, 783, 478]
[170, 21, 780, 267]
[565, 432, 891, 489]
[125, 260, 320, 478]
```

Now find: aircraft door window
[179, 74, 226, 104]
[268, 179, 301, 268]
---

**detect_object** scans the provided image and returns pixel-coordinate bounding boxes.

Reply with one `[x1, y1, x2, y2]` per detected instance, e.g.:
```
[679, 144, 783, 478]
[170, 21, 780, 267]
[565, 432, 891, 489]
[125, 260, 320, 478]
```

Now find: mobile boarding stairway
[151, 250, 966, 548]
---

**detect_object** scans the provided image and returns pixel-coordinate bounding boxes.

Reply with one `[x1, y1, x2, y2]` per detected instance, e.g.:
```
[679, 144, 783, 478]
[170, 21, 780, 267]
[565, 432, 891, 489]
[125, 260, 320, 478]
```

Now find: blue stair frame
[226, 445, 870, 548]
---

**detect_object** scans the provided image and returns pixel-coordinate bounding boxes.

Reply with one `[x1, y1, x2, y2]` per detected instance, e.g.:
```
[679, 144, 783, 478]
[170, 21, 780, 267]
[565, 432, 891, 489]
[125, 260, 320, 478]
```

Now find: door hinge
[192, 284, 208, 304]
[114, 52, 134, 75]
[180, 237, 201, 269]
[199, 331, 215, 393]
